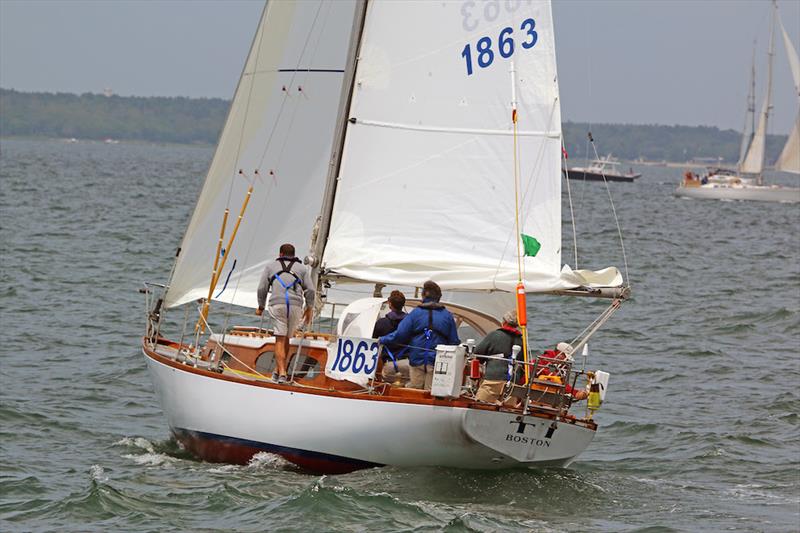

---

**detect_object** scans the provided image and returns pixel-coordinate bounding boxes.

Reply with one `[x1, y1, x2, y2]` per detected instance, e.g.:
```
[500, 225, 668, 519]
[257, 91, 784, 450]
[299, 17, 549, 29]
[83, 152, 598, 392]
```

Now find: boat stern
[463, 409, 596, 467]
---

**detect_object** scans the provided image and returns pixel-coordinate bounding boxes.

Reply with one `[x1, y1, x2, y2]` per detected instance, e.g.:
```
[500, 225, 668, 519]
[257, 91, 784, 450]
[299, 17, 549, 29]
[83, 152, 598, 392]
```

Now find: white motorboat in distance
[565, 154, 641, 183]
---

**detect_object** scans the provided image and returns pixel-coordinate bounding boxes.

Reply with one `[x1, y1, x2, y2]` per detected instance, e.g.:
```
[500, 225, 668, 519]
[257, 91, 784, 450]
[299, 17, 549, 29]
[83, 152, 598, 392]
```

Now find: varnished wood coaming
[141, 335, 596, 430]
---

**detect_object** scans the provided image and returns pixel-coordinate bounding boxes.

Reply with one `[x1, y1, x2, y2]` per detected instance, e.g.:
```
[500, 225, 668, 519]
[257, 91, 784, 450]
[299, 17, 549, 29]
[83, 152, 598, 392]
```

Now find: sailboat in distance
[676, 0, 800, 203]
[141, 0, 628, 473]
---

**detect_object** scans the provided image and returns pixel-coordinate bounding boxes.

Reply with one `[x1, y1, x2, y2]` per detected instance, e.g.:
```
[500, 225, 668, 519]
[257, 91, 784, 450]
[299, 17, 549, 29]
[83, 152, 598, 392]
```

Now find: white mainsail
[740, 97, 770, 175]
[775, 15, 800, 175]
[322, 0, 620, 293]
[737, 51, 757, 168]
[164, 1, 357, 309]
[776, 113, 800, 174]
[741, 5, 776, 177]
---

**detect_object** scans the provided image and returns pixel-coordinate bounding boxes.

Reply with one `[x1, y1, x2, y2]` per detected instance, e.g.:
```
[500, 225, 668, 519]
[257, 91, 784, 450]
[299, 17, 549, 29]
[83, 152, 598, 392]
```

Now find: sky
[1, 0, 798, 133]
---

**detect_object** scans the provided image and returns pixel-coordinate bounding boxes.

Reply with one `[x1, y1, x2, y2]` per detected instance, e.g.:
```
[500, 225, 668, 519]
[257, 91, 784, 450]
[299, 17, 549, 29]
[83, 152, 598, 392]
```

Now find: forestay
[165, 1, 357, 308]
[322, 0, 620, 293]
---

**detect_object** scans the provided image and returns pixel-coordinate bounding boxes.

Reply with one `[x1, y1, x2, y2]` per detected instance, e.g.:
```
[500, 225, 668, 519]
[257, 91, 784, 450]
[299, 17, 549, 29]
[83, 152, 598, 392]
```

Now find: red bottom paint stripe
[172, 428, 382, 474]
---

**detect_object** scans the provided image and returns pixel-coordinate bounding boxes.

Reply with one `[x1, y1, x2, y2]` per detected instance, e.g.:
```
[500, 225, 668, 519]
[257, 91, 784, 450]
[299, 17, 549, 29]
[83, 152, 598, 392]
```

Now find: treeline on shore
[1, 88, 228, 144]
[562, 121, 786, 164]
[0, 88, 788, 163]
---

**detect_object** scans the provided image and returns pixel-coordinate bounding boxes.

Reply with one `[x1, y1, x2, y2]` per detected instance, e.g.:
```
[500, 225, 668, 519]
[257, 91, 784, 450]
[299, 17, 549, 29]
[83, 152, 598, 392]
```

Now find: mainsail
[775, 14, 800, 174]
[321, 1, 620, 293]
[740, 5, 776, 178]
[737, 51, 756, 168]
[164, 1, 357, 308]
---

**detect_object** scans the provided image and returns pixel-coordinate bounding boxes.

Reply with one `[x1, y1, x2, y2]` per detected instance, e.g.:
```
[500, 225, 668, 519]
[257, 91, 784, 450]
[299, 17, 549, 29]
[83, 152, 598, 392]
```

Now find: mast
[751, 46, 757, 146]
[758, 1, 776, 185]
[307, 0, 368, 283]
[738, 45, 756, 171]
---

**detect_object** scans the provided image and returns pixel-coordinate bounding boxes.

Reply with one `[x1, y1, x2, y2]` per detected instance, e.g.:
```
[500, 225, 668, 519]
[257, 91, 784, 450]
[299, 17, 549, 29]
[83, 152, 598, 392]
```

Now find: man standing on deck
[256, 243, 315, 384]
[378, 281, 459, 391]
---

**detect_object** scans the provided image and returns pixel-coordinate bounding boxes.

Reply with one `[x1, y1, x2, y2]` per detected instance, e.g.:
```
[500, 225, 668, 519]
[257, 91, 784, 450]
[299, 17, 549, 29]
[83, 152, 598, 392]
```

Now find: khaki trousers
[407, 363, 433, 391]
[381, 358, 410, 386]
[475, 379, 506, 403]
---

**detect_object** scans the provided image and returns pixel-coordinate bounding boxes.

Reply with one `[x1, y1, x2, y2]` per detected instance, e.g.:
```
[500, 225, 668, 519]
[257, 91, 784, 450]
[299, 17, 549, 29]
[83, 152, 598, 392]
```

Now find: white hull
[144, 351, 596, 472]
[675, 183, 800, 203]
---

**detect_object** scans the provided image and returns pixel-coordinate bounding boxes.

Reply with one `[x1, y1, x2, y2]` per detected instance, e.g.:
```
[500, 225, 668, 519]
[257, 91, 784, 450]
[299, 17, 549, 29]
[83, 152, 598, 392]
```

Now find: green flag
[521, 234, 541, 257]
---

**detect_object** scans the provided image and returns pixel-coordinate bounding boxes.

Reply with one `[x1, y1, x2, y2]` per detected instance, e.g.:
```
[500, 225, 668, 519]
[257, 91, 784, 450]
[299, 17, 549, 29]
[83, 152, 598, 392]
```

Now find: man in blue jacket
[379, 280, 460, 390]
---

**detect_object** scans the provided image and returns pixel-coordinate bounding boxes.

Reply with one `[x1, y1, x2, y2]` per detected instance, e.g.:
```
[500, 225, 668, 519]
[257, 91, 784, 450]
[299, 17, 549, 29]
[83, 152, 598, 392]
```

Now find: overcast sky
[1, 0, 798, 133]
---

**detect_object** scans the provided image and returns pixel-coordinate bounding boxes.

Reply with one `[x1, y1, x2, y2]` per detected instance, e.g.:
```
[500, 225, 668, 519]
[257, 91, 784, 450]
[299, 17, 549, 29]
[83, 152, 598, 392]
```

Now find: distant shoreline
[0, 135, 215, 148]
[0, 136, 716, 169]
[1, 88, 788, 164]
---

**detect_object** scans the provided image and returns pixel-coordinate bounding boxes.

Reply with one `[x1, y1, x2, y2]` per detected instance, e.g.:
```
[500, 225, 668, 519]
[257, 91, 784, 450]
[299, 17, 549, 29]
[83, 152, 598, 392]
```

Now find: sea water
[1, 138, 798, 531]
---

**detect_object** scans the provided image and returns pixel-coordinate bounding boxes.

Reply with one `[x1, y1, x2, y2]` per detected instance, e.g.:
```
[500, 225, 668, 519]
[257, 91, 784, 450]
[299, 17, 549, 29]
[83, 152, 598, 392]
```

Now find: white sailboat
[676, 1, 800, 203]
[141, 0, 628, 473]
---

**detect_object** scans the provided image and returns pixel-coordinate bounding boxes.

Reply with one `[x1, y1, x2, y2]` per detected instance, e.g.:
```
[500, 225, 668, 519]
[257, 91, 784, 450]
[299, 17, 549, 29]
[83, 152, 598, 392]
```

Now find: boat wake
[208, 451, 294, 473]
[88, 464, 108, 483]
[247, 451, 293, 470]
[113, 435, 192, 467]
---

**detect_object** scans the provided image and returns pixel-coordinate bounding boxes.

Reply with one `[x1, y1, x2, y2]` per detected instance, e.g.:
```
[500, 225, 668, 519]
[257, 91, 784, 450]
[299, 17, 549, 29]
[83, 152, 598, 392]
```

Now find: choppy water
[1, 138, 798, 532]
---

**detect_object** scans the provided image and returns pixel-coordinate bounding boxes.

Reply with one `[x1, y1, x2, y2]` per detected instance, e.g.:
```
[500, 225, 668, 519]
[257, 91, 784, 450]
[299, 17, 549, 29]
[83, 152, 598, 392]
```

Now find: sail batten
[351, 118, 560, 137]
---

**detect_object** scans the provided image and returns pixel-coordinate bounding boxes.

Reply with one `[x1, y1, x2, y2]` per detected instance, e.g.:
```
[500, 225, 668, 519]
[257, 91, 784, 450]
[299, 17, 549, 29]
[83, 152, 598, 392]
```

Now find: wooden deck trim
[141, 337, 596, 429]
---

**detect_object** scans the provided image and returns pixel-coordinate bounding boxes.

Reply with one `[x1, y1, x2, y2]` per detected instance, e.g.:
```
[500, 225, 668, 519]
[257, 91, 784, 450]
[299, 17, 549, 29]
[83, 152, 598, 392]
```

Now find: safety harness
[268, 257, 302, 316]
[419, 302, 449, 362]
[381, 314, 409, 371]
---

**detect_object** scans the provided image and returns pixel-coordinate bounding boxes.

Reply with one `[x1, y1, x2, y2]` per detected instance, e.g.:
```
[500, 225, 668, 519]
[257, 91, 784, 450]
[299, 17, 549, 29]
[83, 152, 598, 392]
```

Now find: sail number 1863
[330, 338, 379, 375]
[461, 18, 538, 76]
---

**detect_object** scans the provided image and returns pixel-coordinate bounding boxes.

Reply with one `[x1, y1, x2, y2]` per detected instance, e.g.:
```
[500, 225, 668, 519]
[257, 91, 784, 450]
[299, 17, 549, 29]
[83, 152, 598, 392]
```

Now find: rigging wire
[255, 1, 327, 170]
[589, 136, 631, 285]
[574, 0, 593, 227]
[216, 2, 329, 337]
[562, 137, 579, 269]
[160, 2, 269, 305]
[188, 2, 272, 334]
[491, 100, 556, 284]
[224, 2, 269, 210]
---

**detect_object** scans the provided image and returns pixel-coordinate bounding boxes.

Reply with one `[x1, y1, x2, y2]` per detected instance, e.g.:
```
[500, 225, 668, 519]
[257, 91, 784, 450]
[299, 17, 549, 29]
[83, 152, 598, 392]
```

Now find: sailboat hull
[144, 348, 596, 473]
[675, 183, 800, 203]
